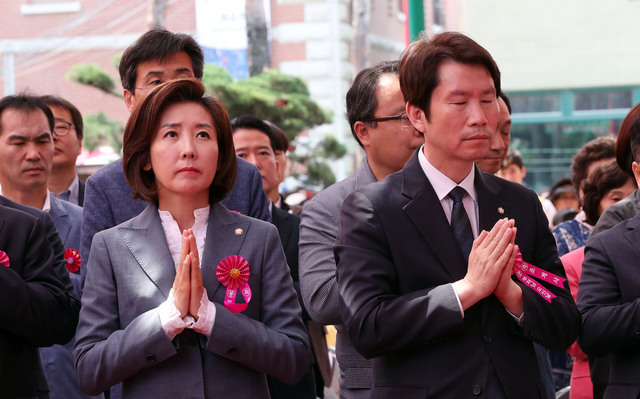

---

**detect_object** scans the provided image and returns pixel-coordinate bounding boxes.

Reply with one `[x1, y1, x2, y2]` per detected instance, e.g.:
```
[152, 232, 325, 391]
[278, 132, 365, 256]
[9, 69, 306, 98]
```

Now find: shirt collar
[417, 145, 476, 202]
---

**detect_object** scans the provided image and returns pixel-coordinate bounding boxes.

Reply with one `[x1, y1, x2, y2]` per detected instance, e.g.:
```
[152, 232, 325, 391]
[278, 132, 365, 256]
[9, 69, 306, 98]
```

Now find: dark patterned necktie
[448, 186, 473, 262]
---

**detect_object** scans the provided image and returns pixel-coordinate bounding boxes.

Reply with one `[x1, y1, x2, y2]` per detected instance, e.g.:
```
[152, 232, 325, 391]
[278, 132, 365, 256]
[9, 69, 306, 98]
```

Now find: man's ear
[633, 161, 640, 189]
[124, 89, 136, 113]
[521, 166, 527, 179]
[354, 121, 370, 147]
[406, 103, 427, 134]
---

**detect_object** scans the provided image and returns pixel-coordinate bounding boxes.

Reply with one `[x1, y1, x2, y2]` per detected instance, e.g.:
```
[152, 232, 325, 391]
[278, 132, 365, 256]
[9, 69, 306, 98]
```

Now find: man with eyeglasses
[299, 60, 424, 399]
[0, 93, 85, 399]
[42, 96, 86, 207]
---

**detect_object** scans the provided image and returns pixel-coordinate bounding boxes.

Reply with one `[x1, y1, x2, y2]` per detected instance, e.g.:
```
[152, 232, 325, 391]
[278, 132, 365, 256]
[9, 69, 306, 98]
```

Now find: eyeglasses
[53, 121, 74, 136]
[362, 113, 412, 128]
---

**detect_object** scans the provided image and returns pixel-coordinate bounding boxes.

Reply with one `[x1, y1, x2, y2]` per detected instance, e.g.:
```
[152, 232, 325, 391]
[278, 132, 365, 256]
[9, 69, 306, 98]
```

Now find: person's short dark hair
[119, 28, 204, 93]
[263, 120, 289, 153]
[501, 149, 524, 170]
[346, 60, 399, 148]
[40, 95, 84, 139]
[570, 136, 616, 195]
[499, 91, 512, 114]
[122, 78, 236, 205]
[230, 115, 279, 153]
[582, 159, 633, 225]
[552, 208, 578, 227]
[399, 31, 501, 119]
[622, 102, 640, 170]
[549, 177, 577, 201]
[0, 93, 54, 135]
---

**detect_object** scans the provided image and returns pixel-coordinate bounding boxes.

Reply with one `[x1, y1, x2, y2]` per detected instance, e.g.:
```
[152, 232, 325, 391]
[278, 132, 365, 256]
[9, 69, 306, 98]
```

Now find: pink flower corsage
[512, 250, 566, 303]
[216, 255, 251, 313]
[64, 248, 81, 273]
[0, 250, 9, 267]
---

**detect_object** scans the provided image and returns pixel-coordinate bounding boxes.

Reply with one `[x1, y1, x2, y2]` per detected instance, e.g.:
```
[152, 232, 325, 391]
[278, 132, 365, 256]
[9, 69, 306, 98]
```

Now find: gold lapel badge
[497, 207, 505, 215]
[234, 228, 244, 237]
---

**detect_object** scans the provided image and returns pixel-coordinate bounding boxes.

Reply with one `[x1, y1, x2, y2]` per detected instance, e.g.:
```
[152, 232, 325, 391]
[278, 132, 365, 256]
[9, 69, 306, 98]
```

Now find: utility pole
[245, 0, 270, 76]
[148, 0, 167, 28]
[3, 43, 15, 95]
[407, 0, 424, 43]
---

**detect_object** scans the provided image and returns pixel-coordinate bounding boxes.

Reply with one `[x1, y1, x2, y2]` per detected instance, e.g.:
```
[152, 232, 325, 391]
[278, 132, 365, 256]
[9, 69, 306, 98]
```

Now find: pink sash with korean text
[512, 251, 565, 303]
[216, 255, 252, 313]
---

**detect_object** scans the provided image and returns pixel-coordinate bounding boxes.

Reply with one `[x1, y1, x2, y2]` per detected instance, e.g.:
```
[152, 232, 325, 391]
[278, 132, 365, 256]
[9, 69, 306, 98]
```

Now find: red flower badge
[64, 248, 81, 273]
[0, 250, 9, 267]
[216, 255, 251, 313]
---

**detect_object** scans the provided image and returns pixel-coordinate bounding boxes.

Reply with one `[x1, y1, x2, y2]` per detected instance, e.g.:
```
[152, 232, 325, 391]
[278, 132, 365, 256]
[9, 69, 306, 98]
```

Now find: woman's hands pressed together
[173, 229, 204, 320]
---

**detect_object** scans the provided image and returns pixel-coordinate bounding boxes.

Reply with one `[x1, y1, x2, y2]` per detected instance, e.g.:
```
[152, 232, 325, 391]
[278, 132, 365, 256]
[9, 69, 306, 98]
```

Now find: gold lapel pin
[497, 207, 505, 215]
[234, 228, 244, 237]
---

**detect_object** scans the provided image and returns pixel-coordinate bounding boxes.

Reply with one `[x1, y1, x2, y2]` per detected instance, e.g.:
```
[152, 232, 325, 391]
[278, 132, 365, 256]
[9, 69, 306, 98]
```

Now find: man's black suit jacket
[0, 205, 78, 398]
[335, 150, 580, 399]
[578, 212, 640, 399]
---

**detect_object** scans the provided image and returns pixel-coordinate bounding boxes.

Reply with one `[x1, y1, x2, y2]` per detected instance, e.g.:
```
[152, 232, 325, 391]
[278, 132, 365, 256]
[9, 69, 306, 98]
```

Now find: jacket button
[472, 385, 482, 396]
[146, 354, 156, 363]
[483, 335, 492, 344]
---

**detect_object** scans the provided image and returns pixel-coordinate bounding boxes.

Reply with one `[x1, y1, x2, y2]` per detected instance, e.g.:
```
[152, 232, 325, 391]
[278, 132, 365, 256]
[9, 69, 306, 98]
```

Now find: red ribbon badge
[0, 250, 9, 267]
[216, 255, 251, 313]
[512, 250, 566, 303]
[64, 248, 81, 273]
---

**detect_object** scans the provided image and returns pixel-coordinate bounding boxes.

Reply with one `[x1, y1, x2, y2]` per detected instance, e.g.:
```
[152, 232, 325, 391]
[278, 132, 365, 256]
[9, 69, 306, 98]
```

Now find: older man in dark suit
[334, 32, 580, 398]
[0, 204, 77, 398]
[299, 60, 424, 398]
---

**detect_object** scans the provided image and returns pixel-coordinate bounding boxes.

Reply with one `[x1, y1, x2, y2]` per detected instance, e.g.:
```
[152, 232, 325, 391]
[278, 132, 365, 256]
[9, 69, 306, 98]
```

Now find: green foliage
[203, 66, 331, 140]
[66, 64, 116, 95]
[203, 64, 233, 85]
[306, 160, 336, 188]
[289, 134, 347, 188]
[82, 112, 124, 153]
[319, 135, 348, 159]
[112, 53, 122, 72]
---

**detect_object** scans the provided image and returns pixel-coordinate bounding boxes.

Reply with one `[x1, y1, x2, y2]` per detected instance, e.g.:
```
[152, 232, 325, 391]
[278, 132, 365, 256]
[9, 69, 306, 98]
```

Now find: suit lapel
[474, 168, 507, 232]
[48, 196, 71, 245]
[623, 216, 640, 260]
[401, 151, 468, 280]
[200, 203, 251, 300]
[118, 206, 175, 298]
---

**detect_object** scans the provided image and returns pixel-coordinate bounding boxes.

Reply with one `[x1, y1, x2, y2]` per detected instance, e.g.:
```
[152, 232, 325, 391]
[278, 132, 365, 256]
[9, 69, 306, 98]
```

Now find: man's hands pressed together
[452, 218, 523, 316]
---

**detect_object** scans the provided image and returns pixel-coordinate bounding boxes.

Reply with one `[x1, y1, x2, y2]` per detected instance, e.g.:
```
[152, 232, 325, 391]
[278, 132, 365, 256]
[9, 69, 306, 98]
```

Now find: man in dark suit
[0, 94, 86, 398]
[0, 204, 77, 398]
[577, 103, 640, 398]
[43, 95, 86, 207]
[299, 60, 424, 399]
[231, 114, 320, 399]
[334, 32, 580, 398]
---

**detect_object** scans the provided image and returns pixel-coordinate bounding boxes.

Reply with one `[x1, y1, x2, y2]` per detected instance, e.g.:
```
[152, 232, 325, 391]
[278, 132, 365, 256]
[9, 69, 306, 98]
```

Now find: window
[21, 1, 81, 15]
[573, 90, 632, 111]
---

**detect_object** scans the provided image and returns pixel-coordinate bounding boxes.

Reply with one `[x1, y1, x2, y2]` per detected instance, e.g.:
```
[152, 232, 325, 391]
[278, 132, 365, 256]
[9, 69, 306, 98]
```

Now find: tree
[289, 134, 348, 188]
[82, 112, 125, 154]
[203, 65, 330, 140]
[66, 64, 117, 95]
[245, 0, 270, 76]
[352, 0, 371, 72]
